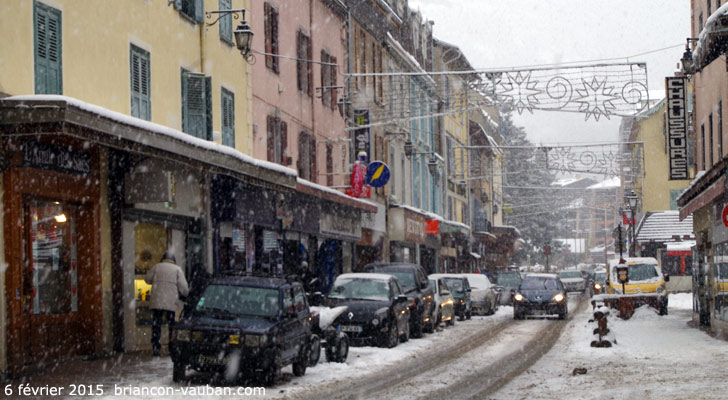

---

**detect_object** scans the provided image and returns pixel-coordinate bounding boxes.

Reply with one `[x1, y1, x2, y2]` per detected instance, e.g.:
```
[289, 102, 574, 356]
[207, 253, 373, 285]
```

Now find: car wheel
[434, 307, 442, 326]
[659, 302, 668, 316]
[292, 345, 308, 377]
[411, 311, 424, 338]
[326, 332, 349, 362]
[558, 307, 568, 320]
[425, 307, 438, 333]
[387, 320, 399, 348]
[172, 363, 186, 383]
[447, 312, 455, 326]
[513, 306, 523, 320]
[400, 319, 410, 342]
[261, 351, 281, 386]
[308, 335, 321, 367]
[466, 307, 472, 320]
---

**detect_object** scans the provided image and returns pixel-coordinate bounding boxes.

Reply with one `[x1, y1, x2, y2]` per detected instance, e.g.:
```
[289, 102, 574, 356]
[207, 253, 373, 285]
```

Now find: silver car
[558, 270, 586, 293]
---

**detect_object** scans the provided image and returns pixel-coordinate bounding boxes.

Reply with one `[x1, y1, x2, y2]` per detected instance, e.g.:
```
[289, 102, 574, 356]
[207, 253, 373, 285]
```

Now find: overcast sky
[409, 0, 691, 145]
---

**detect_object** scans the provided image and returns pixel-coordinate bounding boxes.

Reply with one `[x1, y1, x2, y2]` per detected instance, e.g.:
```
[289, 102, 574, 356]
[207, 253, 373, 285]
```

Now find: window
[710, 113, 715, 166]
[400, 156, 405, 202]
[130, 44, 151, 120]
[720, 101, 724, 159]
[298, 131, 316, 181]
[321, 50, 332, 107]
[670, 189, 686, 210]
[221, 88, 235, 147]
[709, 0, 713, 17]
[266, 115, 288, 165]
[219, 0, 233, 45]
[390, 145, 396, 198]
[181, 69, 211, 139]
[34, 1, 62, 94]
[326, 143, 334, 186]
[264, 2, 280, 73]
[175, 0, 204, 23]
[359, 28, 367, 88]
[373, 43, 383, 102]
[702, 123, 706, 170]
[297, 31, 312, 96]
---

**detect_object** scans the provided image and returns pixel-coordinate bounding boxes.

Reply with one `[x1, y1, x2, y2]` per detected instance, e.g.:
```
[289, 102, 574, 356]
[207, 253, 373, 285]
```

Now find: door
[22, 198, 85, 360]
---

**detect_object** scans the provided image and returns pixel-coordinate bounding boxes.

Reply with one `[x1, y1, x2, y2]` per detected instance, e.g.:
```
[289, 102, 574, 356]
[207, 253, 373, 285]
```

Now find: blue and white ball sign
[366, 161, 390, 188]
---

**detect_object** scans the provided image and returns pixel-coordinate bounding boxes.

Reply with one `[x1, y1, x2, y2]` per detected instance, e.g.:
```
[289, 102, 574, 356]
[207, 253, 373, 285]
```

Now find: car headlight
[175, 329, 190, 342]
[656, 284, 666, 293]
[244, 334, 266, 347]
[594, 283, 602, 290]
[372, 318, 379, 326]
[513, 293, 524, 302]
[553, 293, 565, 303]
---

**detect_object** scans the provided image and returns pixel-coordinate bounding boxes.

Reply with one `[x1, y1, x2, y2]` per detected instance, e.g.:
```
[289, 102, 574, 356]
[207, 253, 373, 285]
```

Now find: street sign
[365, 161, 390, 188]
[722, 204, 728, 227]
[543, 245, 551, 255]
[616, 265, 629, 284]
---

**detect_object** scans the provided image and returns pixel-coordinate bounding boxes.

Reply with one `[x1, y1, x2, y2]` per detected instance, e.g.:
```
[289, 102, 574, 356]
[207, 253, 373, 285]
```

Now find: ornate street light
[624, 190, 639, 257]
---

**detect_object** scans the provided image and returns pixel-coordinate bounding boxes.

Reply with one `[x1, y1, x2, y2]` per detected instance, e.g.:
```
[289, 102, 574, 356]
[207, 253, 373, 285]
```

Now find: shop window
[25, 199, 78, 315]
[34, 1, 62, 95]
[713, 241, 728, 321]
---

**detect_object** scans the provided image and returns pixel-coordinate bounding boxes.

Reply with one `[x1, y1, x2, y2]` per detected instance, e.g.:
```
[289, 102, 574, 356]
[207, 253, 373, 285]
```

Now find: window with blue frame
[34, 1, 62, 94]
[414, 158, 421, 208]
[181, 69, 211, 140]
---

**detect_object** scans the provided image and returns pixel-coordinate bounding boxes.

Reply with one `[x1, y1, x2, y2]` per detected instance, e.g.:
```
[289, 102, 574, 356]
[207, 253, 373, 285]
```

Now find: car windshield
[381, 270, 415, 291]
[595, 272, 607, 282]
[195, 284, 279, 318]
[443, 278, 464, 292]
[497, 273, 521, 286]
[718, 264, 728, 280]
[611, 264, 659, 282]
[520, 277, 560, 291]
[329, 278, 390, 301]
[559, 271, 582, 279]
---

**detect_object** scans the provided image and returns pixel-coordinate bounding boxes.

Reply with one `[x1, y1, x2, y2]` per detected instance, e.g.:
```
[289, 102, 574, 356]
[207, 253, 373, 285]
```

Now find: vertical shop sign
[353, 109, 370, 163]
[666, 77, 689, 180]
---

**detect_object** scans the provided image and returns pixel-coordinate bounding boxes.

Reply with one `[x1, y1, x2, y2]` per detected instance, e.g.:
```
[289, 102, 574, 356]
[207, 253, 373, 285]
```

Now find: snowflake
[574, 77, 619, 121]
[499, 72, 542, 114]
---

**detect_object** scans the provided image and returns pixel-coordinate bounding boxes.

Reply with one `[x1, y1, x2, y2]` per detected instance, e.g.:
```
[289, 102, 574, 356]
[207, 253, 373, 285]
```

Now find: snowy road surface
[9, 293, 724, 400]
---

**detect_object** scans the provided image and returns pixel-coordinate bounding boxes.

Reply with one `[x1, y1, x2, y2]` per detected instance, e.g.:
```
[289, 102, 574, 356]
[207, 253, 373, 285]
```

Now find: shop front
[2, 137, 103, 375]
[355, 202, 387, 271]
[388, 206, 427, 267]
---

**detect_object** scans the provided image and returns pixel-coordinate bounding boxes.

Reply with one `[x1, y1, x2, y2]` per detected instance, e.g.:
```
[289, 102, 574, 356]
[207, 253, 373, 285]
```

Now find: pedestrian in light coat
[145, 252, 189, 356]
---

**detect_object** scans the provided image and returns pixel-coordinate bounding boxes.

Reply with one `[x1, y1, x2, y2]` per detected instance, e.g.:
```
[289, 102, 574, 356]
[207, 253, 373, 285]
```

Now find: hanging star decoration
[499, 72, 542, 114]
[574, 77, 619, 121]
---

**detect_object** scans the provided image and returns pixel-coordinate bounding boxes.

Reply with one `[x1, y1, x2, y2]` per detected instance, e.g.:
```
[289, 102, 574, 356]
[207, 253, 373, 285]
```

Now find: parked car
[429, 277, 455, 326]
[429, 274, 472, 320]
[326, 273, 411, 348]
[369, 263, 437, 336]
[558, 270, 587, 293]
[463, 273, 499, 315]
[170, 276, 312, 385]
[513, 273, 568, 320]
[495, 271, 522, 305]
[606, 257, 668, 315]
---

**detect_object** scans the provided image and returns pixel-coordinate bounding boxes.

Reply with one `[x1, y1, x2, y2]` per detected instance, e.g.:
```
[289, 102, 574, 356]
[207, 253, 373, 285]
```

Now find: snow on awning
[296, 178, 376, 213]
[667, 241, 696, 253]
[469, 252, 481, 259]
[635, 211, 694, 244]
[693, 3, 728, 69]
[0, 95, 297, 188]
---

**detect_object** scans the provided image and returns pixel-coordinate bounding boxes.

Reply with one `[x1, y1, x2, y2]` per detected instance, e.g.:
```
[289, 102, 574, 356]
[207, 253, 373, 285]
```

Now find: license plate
[339, 325, 362, 333]
[197, 354, 228, 366]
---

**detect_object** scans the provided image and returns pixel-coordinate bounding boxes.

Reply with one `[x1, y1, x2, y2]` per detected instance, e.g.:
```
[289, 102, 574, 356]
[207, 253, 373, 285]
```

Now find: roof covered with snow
[635, 211, 694, 244]
[587, 177, 621, 190]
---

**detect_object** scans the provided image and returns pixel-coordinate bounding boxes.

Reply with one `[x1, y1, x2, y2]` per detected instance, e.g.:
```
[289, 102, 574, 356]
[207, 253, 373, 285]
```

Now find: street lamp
[625, 190, 639, 257]
[206, 9, 255, 63]
[680, 37, 699, 75]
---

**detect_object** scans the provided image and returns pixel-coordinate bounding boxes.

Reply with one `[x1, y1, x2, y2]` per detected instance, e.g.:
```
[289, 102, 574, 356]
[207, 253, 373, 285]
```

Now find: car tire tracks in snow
[295, 295, 588, 400]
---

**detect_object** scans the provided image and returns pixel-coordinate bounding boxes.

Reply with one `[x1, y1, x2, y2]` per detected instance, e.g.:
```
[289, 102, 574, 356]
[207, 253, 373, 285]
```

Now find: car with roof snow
[326, 273, 411, 348]
[558, 270, 587, 293]
[605, 257, 668, 315]
[463, 273, 499, 315]
[429, 277, 455, 326]
[169, 276, 311, 385]
[429, 273, 472, 320]
[513, 273, 568, 320]
[368, 263, 437, 336]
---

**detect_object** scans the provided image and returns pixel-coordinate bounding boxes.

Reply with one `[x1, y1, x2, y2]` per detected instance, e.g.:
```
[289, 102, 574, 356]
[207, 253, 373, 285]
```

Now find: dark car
[429, 274, 472, 320]
[170, 276, 311, 385]
[327, 273, 411, 348]
[593, 270, 607, 294]
[495, 271, 523, 305]
[369, 263, 437, 336]
[513, 273, 568, 320]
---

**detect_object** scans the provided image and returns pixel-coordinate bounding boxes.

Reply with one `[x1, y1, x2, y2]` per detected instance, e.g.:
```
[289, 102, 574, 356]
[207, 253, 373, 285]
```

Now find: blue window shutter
[182, 70, 207, 139]
[130, 45, 151, 120]
[34, 1, 62, 94]
[195, 0, 205, 23]
[221, 88, 235, 147]
[219, 0, 232, 44]
[205, 76, 212, 140]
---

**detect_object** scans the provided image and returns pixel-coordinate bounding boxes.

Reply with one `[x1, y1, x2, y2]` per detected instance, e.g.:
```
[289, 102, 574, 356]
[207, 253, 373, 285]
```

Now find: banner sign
[666, 77, 689, 180]
[353, 109, 370, 163]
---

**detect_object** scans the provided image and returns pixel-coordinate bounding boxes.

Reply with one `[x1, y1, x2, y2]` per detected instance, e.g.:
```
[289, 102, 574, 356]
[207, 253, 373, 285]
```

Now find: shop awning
[635, 211, 694, 244]
[296, 178, 377, 213]
[0, 96, 297, 189]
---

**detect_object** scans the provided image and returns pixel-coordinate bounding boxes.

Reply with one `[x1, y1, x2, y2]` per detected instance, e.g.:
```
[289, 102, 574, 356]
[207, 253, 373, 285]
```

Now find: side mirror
[664, 274, 670, 282]
[441, 290, 451, 297]
[310, 292, 324, 306]
[495, 286, 504, 292]
[397, 294, 409, 303]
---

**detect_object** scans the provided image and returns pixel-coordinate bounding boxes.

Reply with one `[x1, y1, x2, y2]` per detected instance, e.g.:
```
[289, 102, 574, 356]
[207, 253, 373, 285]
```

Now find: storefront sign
[666, 77, 689, 180]
[23, 141, 91, 176]
[405, 212, 426, 244]
[353, 109, 370, 163]
[425, 219, 439, 235]
[441, 247, 457, 257]
[321, 213, 362, 241]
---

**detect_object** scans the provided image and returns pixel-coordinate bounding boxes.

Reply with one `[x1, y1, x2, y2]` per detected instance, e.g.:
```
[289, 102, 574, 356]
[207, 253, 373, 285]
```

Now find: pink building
[250, 0, 348, 188]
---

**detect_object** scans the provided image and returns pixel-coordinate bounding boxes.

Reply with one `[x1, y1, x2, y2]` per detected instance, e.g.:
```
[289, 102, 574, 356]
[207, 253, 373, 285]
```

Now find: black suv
[368, 263, 436, 337]
[170, 276, 311, 385]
